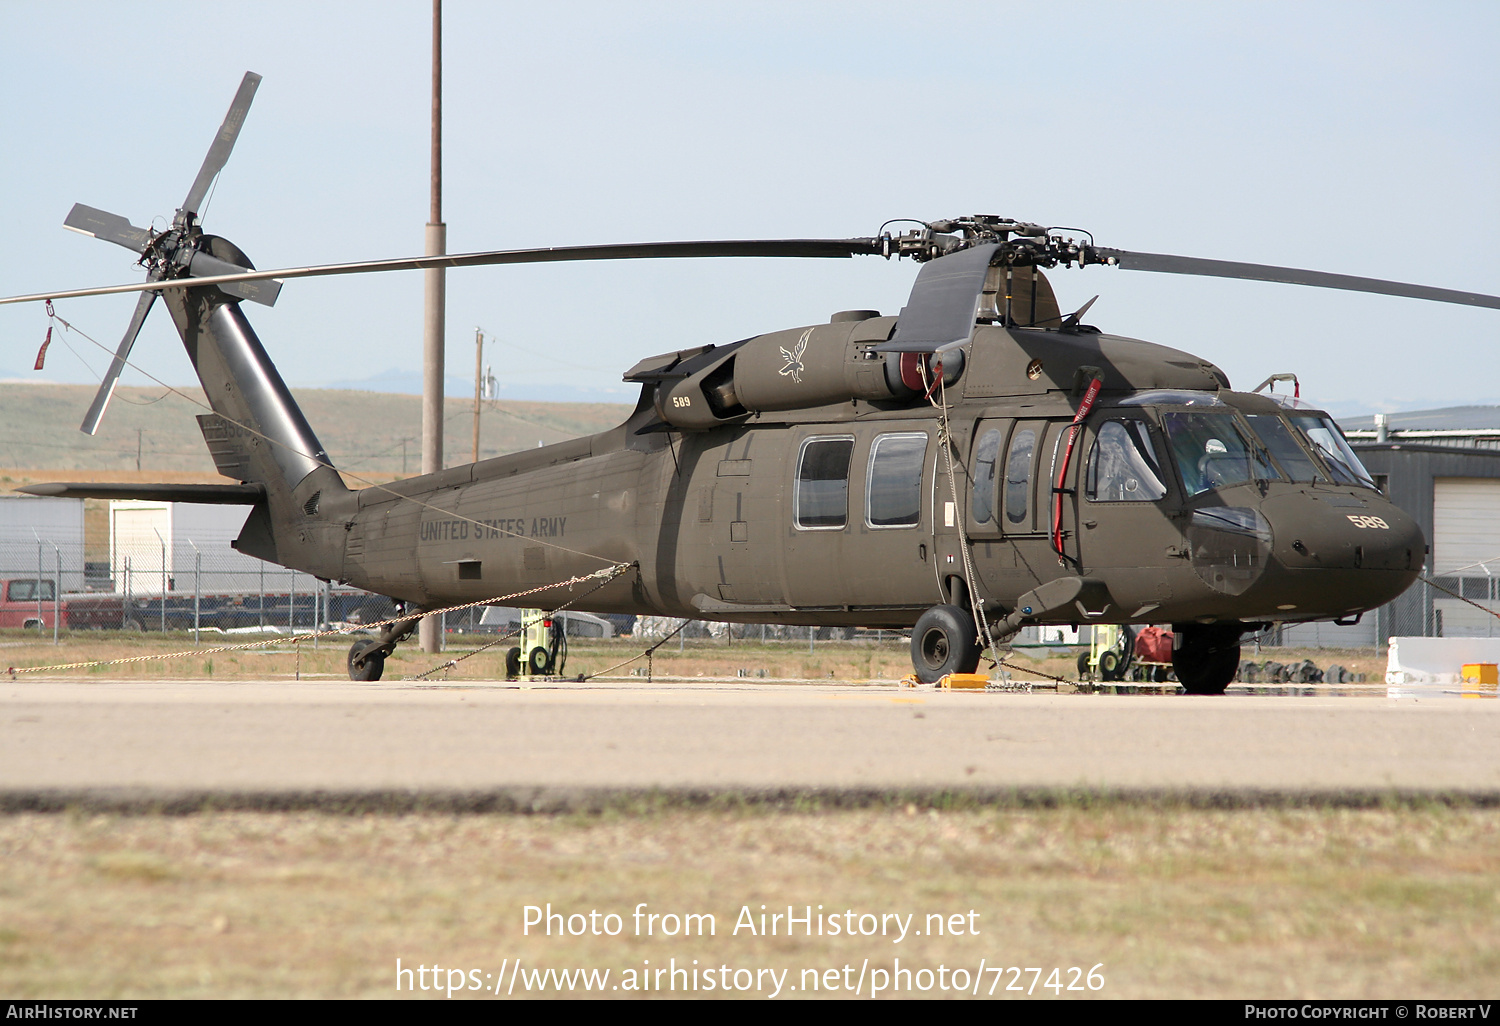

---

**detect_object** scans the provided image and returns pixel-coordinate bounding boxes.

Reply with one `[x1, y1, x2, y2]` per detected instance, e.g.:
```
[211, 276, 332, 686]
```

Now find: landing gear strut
[1171, 623, 1242, 695]
[910, 604, 982, 684]
[346, 605, 423, 682]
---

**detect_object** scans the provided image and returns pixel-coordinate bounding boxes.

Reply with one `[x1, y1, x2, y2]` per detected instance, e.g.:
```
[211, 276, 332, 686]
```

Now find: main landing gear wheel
[1171, 623, 1242, 695]
[910, 604, 982, 684]
[347, 642, 386, 682]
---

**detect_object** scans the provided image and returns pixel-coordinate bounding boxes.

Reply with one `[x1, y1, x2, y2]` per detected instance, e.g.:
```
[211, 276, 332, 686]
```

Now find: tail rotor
[63, 71, 281, 435]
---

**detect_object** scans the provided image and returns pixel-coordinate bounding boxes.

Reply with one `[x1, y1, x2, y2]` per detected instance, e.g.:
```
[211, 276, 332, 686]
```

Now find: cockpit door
[1074, 415, 1184, 615]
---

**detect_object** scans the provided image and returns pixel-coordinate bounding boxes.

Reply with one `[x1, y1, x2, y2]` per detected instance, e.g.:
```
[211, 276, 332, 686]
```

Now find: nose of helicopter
[1251, 490, 1425, 616]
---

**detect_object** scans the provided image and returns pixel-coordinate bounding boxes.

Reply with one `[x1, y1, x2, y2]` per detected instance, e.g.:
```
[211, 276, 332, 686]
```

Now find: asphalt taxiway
[2, 678, 1496, 808]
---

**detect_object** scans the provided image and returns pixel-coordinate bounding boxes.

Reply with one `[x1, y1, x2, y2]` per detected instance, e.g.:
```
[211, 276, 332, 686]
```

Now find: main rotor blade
[181, 72, 262, 218]
[63, 204, 151, 254]
[79, 286, 157, 435]
[1096, 248, 1500, 310]
[0, 238, 882, 307]
[186, 251, 281, 306]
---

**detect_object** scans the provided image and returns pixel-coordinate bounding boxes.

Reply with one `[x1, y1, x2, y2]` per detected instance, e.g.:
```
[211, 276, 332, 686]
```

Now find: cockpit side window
[1086, 419, 1168, 502]
[1290, 415, 1377, 488]
[1162, 412, 1281, 497]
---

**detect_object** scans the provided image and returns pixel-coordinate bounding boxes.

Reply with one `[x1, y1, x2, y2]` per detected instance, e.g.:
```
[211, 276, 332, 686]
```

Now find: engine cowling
[651, 313, 963, 430]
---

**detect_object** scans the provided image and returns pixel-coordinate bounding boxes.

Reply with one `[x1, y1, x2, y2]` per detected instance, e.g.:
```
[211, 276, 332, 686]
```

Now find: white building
[109, 500, 319, 596]
[0, 494, 86, 592]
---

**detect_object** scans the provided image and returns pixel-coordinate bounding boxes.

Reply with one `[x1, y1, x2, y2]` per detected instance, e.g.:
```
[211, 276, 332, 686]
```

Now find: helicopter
[6, 73, 1499, 692]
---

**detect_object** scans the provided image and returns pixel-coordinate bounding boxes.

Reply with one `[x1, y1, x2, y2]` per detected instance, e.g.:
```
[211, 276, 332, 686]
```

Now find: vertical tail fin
[163, 239, 350, 577]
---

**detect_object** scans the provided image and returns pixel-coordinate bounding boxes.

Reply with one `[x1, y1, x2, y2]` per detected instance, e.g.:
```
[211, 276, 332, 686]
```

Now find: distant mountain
[302, 367, 640, 405]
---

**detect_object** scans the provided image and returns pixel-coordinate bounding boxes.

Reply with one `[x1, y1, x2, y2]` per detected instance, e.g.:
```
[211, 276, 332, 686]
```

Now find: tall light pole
[420, 0, 446, 653]
[472, 327, 484, 463]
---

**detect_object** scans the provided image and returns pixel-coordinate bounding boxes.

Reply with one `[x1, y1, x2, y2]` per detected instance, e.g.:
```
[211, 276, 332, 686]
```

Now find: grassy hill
[0, 383, 634, 479]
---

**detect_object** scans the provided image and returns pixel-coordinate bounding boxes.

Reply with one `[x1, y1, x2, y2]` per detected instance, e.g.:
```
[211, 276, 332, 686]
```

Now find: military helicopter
[7, 73, 1499, 692]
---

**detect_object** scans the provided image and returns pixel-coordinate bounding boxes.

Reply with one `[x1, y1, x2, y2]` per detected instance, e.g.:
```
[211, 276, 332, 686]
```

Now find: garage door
[1434, 478, 1500, 575]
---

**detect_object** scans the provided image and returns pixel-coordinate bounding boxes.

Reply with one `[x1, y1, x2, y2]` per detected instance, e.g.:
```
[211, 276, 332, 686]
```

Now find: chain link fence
[1269, 571, 1500, 649]
[1, 520, 394, 636]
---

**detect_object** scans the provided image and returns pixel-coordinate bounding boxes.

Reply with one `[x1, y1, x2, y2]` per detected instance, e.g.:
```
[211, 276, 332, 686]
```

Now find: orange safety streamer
[35, 300, 56, 370]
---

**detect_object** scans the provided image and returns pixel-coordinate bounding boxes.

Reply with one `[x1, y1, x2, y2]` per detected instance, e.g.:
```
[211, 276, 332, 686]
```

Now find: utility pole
[419, 0, 445, 653]
[472, 327, 484, 462]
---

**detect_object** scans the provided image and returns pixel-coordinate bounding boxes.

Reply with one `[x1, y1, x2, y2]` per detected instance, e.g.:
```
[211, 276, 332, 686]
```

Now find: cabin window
[795, 435, 854, 530]
[1245, 414, 1327, 483]
[7, 580, 55, 602]
[971, 428, 1002, 524]
[1004, 428, 1037, 525]
[1085, 420, 1168, 501]
[867, 432, 927, 529]
[1162, 412, 1280, 497]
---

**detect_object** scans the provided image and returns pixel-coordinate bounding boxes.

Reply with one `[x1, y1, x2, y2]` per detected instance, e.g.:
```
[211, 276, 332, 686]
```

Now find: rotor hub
[879, 215, 1113, 270]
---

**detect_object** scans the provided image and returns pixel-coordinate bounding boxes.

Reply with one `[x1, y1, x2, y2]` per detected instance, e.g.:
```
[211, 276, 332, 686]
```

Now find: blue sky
[1, 1, 1495, 414]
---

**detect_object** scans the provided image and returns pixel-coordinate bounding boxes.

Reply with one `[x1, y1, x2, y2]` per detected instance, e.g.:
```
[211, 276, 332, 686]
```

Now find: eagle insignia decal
[779, 329, 811, 384]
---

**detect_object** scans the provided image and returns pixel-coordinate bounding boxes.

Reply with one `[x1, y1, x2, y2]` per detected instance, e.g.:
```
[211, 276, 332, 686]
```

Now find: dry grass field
[0, 805, 1496, 999]
[0, 383, 632, 477]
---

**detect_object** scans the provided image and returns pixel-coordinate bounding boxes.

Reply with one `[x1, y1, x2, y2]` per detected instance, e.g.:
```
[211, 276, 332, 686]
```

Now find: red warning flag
[34, 326, 52, 370]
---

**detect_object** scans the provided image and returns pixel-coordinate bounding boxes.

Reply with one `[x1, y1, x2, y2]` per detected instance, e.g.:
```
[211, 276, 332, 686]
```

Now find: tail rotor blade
[180, 72, 261, 219]
[63, 204, 151, 254]
[79, 287, 157, 435]
[187, 251, 281, 306]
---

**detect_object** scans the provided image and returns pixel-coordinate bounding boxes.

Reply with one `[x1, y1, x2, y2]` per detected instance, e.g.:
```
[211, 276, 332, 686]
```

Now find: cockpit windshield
[1245, 414, 1326, 483]
[1290, 415, 1377, 488]
[1162, 412, 1281, 496]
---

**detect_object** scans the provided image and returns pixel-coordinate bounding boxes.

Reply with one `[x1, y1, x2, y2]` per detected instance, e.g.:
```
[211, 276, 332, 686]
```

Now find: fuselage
[328, 320, 1422, 633]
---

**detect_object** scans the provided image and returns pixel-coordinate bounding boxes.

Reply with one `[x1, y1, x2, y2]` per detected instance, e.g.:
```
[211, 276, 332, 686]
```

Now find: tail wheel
[347, 642, 385, 682]
[1171, 624, 1241, 695]
[910, 604, 981, 684]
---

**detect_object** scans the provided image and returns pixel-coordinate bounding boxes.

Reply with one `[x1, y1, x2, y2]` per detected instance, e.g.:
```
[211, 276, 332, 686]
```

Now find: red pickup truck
[0, 578, 123, 630]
